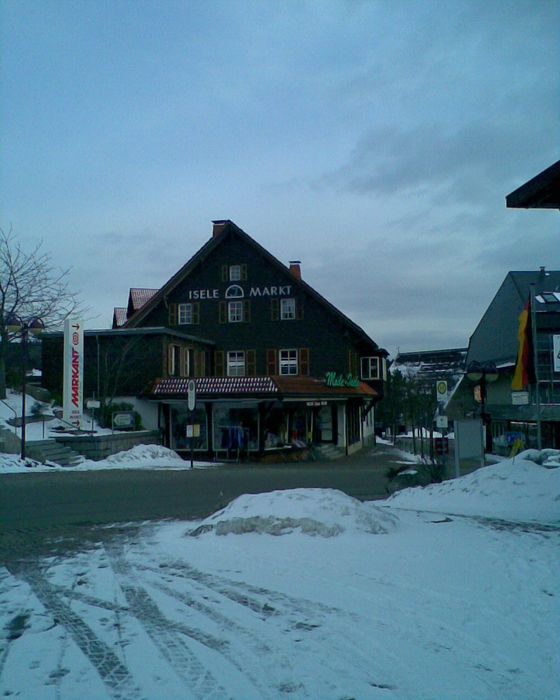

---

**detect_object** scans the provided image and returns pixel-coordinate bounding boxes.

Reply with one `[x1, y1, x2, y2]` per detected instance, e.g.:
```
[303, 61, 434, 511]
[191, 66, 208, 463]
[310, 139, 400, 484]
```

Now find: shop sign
[554, 335, 560, 372]
[112, 412, 135, 429]
[325, 372, 360, 388]
[63, 318, 83, 428]
[186, 284, 293, 300]
[306, 400, 328, 406]
[511, 391, 529, 405]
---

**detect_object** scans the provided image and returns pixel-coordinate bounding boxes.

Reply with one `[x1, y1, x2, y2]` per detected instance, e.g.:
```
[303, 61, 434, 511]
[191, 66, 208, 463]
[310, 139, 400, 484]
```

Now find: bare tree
[0, 227, 83, 399]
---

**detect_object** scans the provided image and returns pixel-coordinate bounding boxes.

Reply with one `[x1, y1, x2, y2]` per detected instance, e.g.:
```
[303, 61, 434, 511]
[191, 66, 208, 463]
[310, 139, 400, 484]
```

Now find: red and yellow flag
[511, 300, 533, 391]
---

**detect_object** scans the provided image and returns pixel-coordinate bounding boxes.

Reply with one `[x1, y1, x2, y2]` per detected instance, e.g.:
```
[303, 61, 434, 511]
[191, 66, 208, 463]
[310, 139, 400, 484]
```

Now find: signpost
[86, 398, 100, 432]
[187, 380, 196, 468]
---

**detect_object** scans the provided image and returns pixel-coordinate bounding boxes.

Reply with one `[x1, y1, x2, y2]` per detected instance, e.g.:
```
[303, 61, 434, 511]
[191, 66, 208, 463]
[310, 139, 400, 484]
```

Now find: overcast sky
[1, 0, 558, 357]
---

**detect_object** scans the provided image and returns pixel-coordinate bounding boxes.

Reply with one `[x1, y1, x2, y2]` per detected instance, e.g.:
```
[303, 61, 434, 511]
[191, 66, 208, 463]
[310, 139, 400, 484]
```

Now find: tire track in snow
[104, 540, 234, 700]
[6, 561, 144, 700]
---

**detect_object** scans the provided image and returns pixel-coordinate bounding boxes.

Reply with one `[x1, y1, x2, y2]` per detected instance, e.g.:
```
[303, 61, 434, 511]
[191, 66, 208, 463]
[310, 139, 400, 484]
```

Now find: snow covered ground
[1, 452, 558, 699]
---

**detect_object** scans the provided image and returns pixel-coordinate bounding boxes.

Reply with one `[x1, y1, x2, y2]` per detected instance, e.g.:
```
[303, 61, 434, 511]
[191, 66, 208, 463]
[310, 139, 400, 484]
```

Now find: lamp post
[466, 360, 499, 453]
[6, 314, 45, 461]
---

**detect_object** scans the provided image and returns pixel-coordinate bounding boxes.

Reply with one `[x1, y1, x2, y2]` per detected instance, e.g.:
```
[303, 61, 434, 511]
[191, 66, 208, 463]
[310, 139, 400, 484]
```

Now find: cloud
[323, 120, 554, 207]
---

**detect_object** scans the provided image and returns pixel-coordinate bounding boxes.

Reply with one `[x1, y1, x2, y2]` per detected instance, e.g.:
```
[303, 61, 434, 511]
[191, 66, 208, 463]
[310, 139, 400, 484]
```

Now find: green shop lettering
[325, 372, 360, 388]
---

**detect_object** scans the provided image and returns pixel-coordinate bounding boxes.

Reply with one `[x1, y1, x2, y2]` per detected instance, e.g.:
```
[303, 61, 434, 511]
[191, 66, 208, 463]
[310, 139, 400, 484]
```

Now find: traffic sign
[187, 379, 196, 411]
[436, 380, 448, 404]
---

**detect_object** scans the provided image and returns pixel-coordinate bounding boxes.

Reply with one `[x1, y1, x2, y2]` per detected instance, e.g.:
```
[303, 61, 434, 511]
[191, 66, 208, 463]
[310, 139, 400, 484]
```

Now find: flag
[511, 299, 535, 390]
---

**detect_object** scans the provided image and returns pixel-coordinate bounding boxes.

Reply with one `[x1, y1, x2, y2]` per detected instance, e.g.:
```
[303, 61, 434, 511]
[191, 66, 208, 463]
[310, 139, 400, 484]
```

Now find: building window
[178, 303, 192, 325]
[361, 356, 380, 380]
[222, 264, 247, 282]
[220, 299, 250, 323]
[228, 300, 243, 323]
[279, 349, 298, 375]
[227, 351, 245, 377]
[280, 298, 296, 320]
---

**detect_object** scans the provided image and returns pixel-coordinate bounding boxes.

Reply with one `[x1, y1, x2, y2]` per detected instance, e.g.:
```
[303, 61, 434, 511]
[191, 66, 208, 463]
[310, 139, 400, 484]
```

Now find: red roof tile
[148, 375, 377, 399]
[130, 288, 158, 311]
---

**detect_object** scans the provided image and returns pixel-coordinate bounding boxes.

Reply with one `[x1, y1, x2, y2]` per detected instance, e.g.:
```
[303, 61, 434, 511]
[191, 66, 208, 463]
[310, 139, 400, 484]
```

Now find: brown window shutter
[168, 303, 178, 327]
[348, 350, 358, 376]
[196, 350, 207, 377]
[299, 348, 309, 375]
[246, 349, 256, 376]
[266, 349, 278, 375]
[296, 298, 304, 320]
[221, 265, 228, 282]
[193, 303, 200, 324]
[163, 342, 168, 376]
[180, 348, 187, 377]
[243, 299, 251, 322]
[219, 301, 227, 323]
[271, 298, 279, 321]
[214, 350, 224, 377]
[240, 264, 247, 281]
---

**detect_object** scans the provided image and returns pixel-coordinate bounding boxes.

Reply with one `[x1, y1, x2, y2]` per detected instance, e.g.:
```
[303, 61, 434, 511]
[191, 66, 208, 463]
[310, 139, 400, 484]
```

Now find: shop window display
[213, 404, 259, 454]
[171, 406, 208, 451]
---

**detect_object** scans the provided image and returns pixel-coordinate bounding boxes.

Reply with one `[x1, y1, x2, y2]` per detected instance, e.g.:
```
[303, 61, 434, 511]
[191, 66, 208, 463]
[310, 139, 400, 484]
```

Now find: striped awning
[147, 375, 377, 400]
[151, 376, 278, 397]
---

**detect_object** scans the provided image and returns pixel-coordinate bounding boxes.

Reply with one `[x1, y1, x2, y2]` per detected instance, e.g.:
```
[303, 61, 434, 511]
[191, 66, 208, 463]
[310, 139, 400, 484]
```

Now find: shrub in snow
[189, 488, 398, 537]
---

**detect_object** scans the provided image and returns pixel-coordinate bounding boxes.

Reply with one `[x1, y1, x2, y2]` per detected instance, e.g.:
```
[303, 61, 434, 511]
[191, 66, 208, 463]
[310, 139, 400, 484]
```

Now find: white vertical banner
[554, 335, 560, 373]
[63, 318, 84, 427]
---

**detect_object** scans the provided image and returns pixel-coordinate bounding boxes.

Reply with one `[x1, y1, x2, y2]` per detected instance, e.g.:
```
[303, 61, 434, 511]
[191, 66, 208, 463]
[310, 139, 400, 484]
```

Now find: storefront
[148, 375, 377, 460]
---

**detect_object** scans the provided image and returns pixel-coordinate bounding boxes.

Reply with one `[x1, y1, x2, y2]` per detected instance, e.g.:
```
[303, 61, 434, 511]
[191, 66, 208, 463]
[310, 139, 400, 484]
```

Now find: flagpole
[530, 283, 542, 450]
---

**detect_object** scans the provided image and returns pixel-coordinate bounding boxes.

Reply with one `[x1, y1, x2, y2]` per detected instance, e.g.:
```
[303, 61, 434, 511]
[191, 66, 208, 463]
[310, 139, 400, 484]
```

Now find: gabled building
[447, 268, 560, 451]
[43, 220, 388, 459]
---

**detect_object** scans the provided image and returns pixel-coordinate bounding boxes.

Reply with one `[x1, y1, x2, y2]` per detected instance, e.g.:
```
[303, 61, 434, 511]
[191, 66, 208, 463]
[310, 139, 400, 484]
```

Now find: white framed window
[229, 265, 241, 281]
[280, 298, 296, 320]
[228, 300, 243, 322]
[178, 303, 193, 325]
[279, 349, 298, 375]
[227, 351, 245, 377]
[361, 356, 380, 380]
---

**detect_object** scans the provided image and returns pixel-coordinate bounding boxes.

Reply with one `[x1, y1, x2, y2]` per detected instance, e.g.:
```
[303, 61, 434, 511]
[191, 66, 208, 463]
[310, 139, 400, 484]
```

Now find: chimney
[289, 260, 302, 280]
[212, 220, 228, 238]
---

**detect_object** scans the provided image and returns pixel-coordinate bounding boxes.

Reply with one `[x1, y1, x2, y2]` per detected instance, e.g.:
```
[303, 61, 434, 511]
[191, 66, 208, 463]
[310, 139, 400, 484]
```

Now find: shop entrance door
[313, 404, 337, 444]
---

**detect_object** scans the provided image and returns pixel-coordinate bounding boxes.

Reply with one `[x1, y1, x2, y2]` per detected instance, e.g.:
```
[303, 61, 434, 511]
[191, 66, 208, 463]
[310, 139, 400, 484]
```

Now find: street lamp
[466, 360, 499, 453]
[6, 314, 45, 461]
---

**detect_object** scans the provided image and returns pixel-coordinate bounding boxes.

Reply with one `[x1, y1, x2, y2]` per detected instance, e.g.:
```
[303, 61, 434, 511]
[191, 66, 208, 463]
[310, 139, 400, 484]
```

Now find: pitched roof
[124, 220, 386, 353]
[506, 160, 560, 209]
[128, 288, 158, 314]
[467, 269, 560, 366]
[112, 307, 127, 328]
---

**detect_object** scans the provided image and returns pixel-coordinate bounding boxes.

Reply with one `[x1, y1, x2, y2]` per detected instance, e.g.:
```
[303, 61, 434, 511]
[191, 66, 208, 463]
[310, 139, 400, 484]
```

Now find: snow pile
[517, 448, 560, 468]
[82, 444, 185, 468]
[386, 454, 560, 524]
[0, 453, 46, 471]
[190, 488, 398, 537]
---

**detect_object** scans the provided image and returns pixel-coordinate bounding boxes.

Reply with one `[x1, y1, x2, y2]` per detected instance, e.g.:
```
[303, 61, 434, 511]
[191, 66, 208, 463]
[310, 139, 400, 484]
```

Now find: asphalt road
[0, 445, 402, 531]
